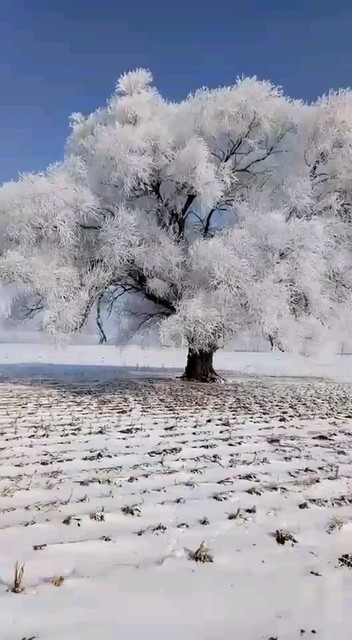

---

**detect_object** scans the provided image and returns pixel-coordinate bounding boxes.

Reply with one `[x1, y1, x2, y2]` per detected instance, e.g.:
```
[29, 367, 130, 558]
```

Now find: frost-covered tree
[293, 89, 352, 340]
[0, 69, 352, 381]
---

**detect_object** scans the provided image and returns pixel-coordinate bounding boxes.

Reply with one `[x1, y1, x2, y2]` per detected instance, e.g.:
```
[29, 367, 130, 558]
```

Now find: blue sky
[1, 0, 352, 183]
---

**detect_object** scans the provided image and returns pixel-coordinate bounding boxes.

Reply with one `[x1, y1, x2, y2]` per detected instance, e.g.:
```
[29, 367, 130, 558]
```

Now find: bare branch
[125, 309, 169, 340]
[129, 271, 176, 313]
[96, 293, 107, 344]
[203, 208, 217, 237]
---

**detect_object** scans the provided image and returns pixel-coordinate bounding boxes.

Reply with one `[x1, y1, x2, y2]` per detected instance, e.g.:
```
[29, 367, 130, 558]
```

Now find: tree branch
[129, 271, 176, 313]
[203, 208, 217, 237]
[96, 293, 107, 344]
[125, 309, 169, 340]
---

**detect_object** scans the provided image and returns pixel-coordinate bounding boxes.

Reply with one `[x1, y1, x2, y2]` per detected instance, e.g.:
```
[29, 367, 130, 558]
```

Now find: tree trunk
[182, 348, 221, 382]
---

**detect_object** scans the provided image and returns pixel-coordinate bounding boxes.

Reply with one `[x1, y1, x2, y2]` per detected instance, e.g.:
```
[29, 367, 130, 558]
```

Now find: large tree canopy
[0, 69, 352, 380]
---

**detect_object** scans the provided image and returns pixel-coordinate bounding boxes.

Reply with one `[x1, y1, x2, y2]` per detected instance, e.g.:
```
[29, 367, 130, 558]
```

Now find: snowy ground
[0, 345, 352, 639]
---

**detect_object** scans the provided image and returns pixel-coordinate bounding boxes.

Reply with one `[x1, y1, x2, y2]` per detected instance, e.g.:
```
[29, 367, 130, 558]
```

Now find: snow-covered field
[1, 344, 352, 639]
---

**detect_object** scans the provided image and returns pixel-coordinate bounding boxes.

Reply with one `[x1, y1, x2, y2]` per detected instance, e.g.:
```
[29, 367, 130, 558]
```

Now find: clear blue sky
[1, 0, 352, 183]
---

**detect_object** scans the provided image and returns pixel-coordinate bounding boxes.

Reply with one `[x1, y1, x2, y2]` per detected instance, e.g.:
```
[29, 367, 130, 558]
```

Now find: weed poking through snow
[10, 562, 25, 593]
[51, 576, 65, 587]
[189, 542, 213, 563]
[275, 530, 298, 545]
[90, 511, 105, 522]
[338, 553, 352, 568]
[121, 505, 141, 516]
